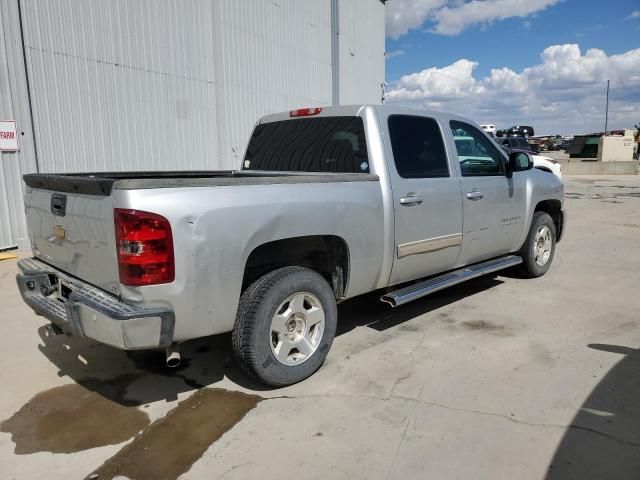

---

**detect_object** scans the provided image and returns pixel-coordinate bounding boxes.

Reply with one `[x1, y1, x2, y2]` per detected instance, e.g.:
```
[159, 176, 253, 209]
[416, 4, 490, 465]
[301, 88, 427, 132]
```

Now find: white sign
[0, 120, 19, 152]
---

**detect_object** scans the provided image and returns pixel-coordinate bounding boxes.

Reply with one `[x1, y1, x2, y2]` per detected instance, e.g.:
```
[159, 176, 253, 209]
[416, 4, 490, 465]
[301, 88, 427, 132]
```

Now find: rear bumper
[16, 258, 174, 349]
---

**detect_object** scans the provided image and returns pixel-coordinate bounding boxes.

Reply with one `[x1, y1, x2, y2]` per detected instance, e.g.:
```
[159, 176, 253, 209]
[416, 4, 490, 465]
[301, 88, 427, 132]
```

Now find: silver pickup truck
[16, 105, 565, 386]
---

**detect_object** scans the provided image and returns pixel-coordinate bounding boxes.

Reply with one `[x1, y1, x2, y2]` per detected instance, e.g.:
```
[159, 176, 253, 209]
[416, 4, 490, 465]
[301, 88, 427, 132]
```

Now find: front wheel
[232, 267, 337, 387]
[518, 212, 556, 278]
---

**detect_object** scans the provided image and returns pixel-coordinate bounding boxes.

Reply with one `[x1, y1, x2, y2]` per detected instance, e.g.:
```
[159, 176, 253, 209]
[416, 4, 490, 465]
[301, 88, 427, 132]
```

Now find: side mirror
[506, 151, 533, 178]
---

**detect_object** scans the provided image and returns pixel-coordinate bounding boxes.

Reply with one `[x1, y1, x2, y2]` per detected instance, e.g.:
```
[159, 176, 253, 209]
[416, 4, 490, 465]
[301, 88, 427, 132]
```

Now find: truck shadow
[336, 275, 503, 336]
[35, 275, 504, 402]
[545, 343, 640, 479]
[36, 328, 235, 405]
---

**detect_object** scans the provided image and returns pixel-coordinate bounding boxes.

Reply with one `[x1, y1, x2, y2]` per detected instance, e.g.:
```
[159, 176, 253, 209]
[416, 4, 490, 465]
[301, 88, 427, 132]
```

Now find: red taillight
[114, 209, 174, 286]
[289, 107, 322, 117]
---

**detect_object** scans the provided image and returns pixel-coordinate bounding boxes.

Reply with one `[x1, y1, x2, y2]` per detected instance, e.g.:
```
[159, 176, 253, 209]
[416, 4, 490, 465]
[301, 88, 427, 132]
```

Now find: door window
[388, 115, 449, 178]
[451, 121, 505, 176]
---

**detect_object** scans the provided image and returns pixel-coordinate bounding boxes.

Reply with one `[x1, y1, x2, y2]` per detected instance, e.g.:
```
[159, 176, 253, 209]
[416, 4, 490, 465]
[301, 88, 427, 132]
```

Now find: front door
[385, 114, 463, 286]
[449, 120, 526, 265]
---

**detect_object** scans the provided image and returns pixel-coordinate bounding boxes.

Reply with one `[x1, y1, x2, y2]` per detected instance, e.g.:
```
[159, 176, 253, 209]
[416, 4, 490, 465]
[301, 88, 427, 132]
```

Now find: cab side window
[388, 115, 449, 178]
[450, 121, 504, 176]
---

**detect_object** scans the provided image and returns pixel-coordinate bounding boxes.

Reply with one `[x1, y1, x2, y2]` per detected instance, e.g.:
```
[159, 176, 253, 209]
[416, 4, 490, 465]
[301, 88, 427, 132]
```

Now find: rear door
[449, 120, 526, 265]
[384, 114, 463, 286]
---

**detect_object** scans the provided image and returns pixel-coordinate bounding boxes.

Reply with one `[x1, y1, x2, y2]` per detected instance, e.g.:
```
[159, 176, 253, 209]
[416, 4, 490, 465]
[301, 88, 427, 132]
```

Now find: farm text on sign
[0, 120, 19, 151]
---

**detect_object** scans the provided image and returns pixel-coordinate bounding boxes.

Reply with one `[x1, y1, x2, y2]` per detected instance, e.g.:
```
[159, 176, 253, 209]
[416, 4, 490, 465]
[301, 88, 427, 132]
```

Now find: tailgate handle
[51, 194, 67, 217]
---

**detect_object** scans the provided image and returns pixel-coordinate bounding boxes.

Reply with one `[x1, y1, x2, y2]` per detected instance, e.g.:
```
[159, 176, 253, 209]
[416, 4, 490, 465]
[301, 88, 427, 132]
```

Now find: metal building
[0, 0, 385, 250]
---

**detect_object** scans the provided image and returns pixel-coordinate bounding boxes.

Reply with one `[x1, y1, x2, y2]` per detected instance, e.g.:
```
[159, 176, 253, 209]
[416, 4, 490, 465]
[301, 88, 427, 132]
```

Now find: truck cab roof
[258, 105, 471, 124]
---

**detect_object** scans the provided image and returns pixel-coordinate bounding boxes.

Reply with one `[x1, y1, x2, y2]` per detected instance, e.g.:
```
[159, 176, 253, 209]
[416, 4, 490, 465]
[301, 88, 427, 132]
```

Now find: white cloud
[386, 0, 560, 38]
[387, 59, 483, 100]
[386, 0, 447, 39]
[625, 10, 640, 20]
[385, 49, 406, 59]
[430, 0, 560, 35]
[386, 44, 640, 134]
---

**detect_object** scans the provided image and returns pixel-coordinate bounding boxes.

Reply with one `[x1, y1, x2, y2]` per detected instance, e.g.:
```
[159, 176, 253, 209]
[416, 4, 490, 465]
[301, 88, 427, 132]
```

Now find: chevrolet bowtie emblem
[54, 225, 66, 242]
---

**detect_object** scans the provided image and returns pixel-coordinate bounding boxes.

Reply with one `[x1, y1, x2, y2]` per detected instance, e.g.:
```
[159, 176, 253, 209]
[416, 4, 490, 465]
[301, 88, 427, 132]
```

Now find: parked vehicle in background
[494, 138, 562, 179]
[560, 136, 574, 150]
[531, 155, 562, 179]
[507, 125, 535, 138]
[526, 138, 545, 154]
[540, 137, 562, 151]
[481, 124, 496, 136]
[550, 136, 564, 150]
[16, 105, 565, 386]
[496, 136, 532, 151]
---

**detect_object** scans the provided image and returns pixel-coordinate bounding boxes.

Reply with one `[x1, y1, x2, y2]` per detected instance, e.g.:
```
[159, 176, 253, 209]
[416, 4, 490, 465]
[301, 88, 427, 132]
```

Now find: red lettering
[0, 131, 15, 139]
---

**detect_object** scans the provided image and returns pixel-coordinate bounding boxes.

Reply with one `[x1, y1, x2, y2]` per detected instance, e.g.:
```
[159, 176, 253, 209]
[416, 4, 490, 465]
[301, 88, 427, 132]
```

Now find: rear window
[243, 117, 369, 173]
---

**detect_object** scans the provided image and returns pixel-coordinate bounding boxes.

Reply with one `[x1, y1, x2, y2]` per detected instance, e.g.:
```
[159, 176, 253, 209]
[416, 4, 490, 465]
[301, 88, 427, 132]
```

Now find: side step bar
[381, 255, 523, 307]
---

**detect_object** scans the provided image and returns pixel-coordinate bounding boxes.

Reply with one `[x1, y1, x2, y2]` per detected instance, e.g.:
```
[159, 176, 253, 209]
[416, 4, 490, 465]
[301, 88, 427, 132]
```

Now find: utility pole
[604, 80, 610, 136]
[330, 0, 340, 106]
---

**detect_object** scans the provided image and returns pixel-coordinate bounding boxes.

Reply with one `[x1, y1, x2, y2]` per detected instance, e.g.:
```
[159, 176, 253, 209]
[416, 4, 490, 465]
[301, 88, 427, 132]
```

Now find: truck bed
[23, 171, 379, 195]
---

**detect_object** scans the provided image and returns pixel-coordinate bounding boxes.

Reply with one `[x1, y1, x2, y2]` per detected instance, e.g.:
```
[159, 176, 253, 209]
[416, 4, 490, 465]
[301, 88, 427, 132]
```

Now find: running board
[381, 255, 523, 307]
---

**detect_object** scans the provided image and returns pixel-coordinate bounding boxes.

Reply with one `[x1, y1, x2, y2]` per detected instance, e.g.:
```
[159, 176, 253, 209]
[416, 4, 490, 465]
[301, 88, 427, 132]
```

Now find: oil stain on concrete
[0, 383, 150, 454]
[461, 320, 511, 336]
[87, 388, 262, 480]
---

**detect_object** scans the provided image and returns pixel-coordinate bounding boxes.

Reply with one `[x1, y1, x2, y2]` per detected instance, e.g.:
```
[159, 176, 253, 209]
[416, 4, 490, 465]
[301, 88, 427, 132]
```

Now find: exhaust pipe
[165, 343, 181, 368]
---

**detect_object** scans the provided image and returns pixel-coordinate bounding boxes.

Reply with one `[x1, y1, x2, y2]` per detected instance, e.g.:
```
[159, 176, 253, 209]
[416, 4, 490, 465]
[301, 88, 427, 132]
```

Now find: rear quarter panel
[114, 180, 385, 340]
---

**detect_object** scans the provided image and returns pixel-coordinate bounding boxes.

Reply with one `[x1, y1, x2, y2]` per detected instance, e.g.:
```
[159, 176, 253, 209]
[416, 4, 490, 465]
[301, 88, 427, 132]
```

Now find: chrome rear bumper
[16, 258, 174, 349]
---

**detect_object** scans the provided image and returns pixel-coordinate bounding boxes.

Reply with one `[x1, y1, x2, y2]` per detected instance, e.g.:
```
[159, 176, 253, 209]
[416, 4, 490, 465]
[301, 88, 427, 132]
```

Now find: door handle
[466, 191, 484, 201]
[399, 194, 423, 206]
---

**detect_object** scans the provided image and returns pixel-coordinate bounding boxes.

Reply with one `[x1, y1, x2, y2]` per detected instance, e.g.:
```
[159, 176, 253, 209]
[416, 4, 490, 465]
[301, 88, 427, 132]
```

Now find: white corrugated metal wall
[0, 0, 384, 249]
[0, 0, 37, 249]
[212, 0, 334, 168]
[19, 0, 219, 172]
[338, 0, 385, 105]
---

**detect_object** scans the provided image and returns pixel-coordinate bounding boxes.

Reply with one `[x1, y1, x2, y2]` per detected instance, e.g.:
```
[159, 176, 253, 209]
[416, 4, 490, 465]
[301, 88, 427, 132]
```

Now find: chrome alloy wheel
[270, 292, 325, 366]
[533, 225, 553, 267]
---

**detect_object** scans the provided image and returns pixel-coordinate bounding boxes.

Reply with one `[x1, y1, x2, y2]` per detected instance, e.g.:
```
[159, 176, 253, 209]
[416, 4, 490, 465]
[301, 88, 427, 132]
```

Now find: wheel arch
[534, 199, 564, 242]
[242, 235, 350, 300]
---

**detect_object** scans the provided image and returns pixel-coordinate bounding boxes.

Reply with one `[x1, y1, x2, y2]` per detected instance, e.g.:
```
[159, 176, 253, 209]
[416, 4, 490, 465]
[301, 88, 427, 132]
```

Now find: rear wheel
[232, 267, 337, 387]
[518, 212, 556, 278]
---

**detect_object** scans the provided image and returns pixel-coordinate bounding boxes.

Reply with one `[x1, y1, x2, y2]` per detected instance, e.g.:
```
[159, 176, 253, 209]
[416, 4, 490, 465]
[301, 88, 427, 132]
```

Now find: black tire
[518, 211, 556, 278]
[232, 266, 337, 387]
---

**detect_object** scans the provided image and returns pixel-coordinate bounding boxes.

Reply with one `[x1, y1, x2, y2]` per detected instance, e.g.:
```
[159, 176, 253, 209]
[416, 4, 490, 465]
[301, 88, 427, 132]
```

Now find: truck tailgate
[24, 185, 120, 294]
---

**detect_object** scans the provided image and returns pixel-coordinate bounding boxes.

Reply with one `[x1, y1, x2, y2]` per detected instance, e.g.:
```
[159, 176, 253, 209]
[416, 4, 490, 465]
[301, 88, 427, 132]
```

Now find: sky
[384, 0, 640, 135]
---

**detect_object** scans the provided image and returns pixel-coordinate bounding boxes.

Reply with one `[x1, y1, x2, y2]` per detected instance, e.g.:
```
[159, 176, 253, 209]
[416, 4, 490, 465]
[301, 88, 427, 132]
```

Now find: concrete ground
[1, 175, 640, 480]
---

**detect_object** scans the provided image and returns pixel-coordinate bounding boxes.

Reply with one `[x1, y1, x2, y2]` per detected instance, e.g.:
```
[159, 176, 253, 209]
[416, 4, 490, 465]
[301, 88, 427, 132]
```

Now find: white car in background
[456, 134, 563, 180]
[490, 136, 563, 180]
[481, 124, 496, 135]
[532, 154, 562, 179]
